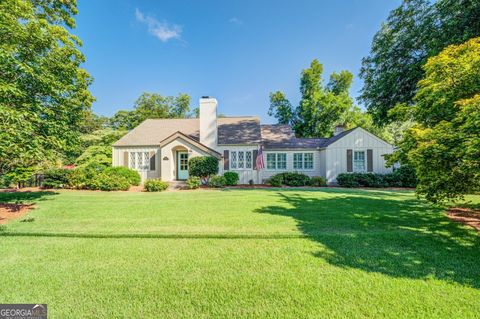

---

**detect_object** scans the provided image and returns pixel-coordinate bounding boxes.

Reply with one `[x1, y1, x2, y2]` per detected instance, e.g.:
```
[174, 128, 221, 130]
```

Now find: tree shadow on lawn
[0, 191, 58, 203]
[255, 190, 480, 289]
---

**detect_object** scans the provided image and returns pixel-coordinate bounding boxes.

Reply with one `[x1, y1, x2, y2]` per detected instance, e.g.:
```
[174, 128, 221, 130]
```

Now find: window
[354, 151, 365, 172]
[266, 153, 276, 170]
[238, 151, 244, 169]
[267, 153, 287, 170]
[129, 151, 150, 171]
[304, 153, 313, 170]
[231, 151, 237, 169]
[293, 153, 303, 169]
[230, 150, 253, 170]
[277, 153, 287, 169]
[246, 151, 252, 169]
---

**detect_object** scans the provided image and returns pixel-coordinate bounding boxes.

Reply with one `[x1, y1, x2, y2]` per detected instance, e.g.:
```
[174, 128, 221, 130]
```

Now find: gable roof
[113, 117, 261, 146]
[159, 131, 222, 158]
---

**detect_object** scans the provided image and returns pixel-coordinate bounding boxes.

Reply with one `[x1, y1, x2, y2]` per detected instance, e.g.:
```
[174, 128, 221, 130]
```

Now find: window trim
[129, 151, 150, 171]
[229, 150, 253, 171]
[292, 152, 314, 171]
[353, 150, 366, 172]
[266, 152, 288, 171]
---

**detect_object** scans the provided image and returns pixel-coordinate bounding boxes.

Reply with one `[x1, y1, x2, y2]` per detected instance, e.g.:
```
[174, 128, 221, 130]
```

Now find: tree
[270, 60, 370, 138]
[388, 38, 480, 202]
[0, 0, 94, 175]
[360, 0, 480, 125]
[109, 93, 191, 130]
[268, 91, 294, 125]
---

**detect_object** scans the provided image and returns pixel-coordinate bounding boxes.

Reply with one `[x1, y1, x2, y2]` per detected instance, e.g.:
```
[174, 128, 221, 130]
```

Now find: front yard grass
[0, 189, 479, 318]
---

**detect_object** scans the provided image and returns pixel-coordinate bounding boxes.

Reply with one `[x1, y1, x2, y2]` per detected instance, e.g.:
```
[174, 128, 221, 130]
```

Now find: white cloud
[228, 17, 243, 25]
[135, 8, 182, 42]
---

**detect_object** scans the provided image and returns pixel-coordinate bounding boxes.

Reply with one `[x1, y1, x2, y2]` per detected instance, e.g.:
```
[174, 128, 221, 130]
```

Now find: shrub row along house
[112, 97, 394, 184]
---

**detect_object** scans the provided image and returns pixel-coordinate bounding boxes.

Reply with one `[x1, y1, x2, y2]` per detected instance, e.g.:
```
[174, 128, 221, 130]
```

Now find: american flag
[256, 145, 265, 170]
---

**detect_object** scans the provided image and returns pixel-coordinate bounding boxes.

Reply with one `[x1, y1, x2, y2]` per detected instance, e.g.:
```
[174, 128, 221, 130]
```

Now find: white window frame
[293, 153, 303, 170]
[303, 153, 314, 170]
[229, 150, 253, 171]
[129, 151, 150, 171]
[266, 153, 287, 170]
[353, 150, 366, 172]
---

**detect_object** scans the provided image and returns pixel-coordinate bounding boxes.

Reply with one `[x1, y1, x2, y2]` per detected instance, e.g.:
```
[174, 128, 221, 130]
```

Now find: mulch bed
[0, 203, 34, 224]
[447, 207, 480, 232]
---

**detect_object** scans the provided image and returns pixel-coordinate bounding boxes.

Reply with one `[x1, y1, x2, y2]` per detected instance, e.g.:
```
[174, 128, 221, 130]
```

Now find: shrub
[310, 176, 327, 187]
[208, 175, 226, 188]
[186, 176, 201, 189]
[223, 172, 239, 186]
[283, 172, 311, 186]
[104, 167, 141, 186]
[393, 165, 417, 188]
[188, 156, 219, 183]
[144, 179, 169, 192]
[91, 173, 130, 191]
[0, 175, 13, 189]
[42, 168, 71, 189]
[337, 169, 418, 188]
[248, 179, 254, 186]
[267, 174, 284, 187]
[68, 163, 105, 189]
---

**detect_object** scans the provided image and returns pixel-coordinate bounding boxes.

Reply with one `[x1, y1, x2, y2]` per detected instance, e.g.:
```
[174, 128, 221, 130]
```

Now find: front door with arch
[177, 151, 189, 180]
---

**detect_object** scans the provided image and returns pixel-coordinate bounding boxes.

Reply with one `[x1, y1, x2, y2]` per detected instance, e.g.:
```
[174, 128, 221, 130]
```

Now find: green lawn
[0, 189, 479, 318]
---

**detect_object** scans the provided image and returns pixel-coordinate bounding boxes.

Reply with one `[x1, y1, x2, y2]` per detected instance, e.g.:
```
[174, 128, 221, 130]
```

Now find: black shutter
[347, 149, 353, 172]
[223, 150, 229, 170]
[149, 151, 156, 171]
[367, 149, 373, 172]
[253, 150, 258, 170]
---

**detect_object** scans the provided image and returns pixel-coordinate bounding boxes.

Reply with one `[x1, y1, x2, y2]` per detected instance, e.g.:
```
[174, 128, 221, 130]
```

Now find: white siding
[217, 145, 259, 184]
[260, 150, 322, 182]
[112, 146, 161, 182]
[324, 128, 394, 184]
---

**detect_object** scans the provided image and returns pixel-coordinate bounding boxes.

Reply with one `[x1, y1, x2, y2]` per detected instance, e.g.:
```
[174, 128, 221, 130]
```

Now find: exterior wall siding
[112, 146, 161, 182]
[324, 128, 394, 184]
[217, 145, 259, 184]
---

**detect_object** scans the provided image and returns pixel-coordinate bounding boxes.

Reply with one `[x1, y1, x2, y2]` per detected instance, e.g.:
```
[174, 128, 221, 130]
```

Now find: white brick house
[112, 97, 394, 184]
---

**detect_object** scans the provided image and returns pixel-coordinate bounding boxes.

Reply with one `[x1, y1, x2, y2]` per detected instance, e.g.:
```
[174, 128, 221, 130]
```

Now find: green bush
[188, 156, 219, 183]
[283, 172, 311, 186]
[68, 163, 105, 189]
[337, 169, 418, 188]
[393, 165, 417, 188]
[0, 175, 13, 189]
[104, 167, 141, 186]
[91, 173, 130, 191]
[144, 179, 169, 192]
[267, 173, 311, 187]
[223, 172, 239, 186]
[208, 175, 226, 188]
[309, 176, 327, 187]
[267, 174, 284, 187]
[186, 176, 201, 189]
[42, 168, 72, 189]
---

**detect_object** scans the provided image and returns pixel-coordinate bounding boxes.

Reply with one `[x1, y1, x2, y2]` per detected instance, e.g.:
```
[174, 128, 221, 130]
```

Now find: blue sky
[75, 0, 400, 123]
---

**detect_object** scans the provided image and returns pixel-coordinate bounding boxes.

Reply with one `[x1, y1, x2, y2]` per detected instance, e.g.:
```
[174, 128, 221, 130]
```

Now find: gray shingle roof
[113, 117, 262, 146]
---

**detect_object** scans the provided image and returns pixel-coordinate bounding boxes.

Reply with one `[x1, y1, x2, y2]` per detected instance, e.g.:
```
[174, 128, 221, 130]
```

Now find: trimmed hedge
[188, 156, 219, 183]
[91, 173, 130, 191]
[144, 179, 169, 192]
[310, 176, 327, 187]
[223, 172, 239, 186]
[208, 175, 227, 188]
[337, 166, 417, 188]
[267, 172, 311, 187]
[68, 164, 138, 191]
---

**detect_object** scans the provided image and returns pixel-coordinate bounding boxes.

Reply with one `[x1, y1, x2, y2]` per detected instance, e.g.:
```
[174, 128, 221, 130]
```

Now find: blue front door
[177, 151, 189, 180]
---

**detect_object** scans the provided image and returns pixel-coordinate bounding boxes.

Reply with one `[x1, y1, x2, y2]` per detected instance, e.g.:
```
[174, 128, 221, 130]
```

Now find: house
[112, 97, 394, 184]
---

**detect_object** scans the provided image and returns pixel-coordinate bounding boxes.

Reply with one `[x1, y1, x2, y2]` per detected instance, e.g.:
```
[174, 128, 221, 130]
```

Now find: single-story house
[112, 97, 394, 184]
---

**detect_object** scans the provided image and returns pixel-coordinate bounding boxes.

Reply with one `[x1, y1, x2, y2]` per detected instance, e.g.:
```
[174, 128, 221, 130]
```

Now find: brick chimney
[334, 124, 345, 136]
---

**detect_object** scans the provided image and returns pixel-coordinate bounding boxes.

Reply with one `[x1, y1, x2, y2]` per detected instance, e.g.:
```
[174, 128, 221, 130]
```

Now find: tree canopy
[0, 0, 94, 175]
[360, 0, 480, 125]
[109, 93, 191, 130]
[388, 38, 480, 202]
